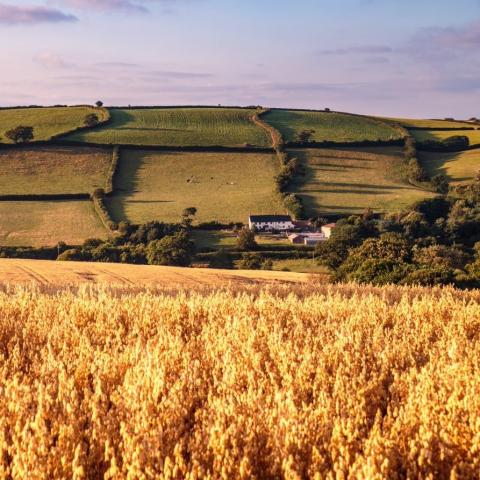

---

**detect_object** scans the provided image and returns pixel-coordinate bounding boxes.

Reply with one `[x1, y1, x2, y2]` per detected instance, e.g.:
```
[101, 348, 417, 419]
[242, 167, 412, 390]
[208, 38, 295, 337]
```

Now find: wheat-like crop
[0, 283, 479, 479]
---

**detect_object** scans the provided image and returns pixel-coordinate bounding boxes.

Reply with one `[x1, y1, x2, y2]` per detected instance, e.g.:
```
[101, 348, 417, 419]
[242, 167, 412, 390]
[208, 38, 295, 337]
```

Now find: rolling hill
[64, 107, 271, 147]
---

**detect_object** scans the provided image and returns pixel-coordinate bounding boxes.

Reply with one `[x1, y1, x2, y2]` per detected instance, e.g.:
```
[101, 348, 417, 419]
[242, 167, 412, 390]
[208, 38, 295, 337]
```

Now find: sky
[0, 0, 479, 117]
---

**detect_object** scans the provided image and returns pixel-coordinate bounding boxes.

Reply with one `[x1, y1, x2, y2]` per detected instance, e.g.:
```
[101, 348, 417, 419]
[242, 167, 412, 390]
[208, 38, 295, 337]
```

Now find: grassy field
[0, 200, 107, 246]
[419, 148, 480, 185]
[271, 258, 330, 274]
[288, 147, 433, 215]
[107, 149, 284, 224]
[0, 106, 106, 142]
[384, 117, 474, 129]
[0, 282, 478, 478]
[264, 109, 402, 143]
[192, 230, 292, 250]
[412, 129, 480, 145]
[0, 146, 112, 195]
[65, 108, 271, 147]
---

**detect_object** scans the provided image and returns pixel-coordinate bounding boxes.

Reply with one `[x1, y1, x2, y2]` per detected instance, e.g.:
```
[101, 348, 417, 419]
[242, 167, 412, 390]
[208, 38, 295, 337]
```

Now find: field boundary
[50, 107, 111, 141]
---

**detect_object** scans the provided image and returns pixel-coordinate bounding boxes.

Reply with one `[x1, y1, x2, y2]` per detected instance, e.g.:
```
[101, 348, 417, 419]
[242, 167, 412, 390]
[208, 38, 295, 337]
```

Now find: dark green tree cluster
[315, 191, 480, 287]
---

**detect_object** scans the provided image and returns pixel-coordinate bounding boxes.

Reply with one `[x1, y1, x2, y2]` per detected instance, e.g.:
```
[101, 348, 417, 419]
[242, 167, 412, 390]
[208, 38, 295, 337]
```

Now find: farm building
[248, 215, 295, 232]
[321, 223, 336, 239]
[289, 233, 326, 245]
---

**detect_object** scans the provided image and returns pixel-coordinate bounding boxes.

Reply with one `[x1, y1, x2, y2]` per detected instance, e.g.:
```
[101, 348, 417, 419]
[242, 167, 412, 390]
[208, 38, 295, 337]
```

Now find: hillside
[0, 258, 308, 285]
[0, 281, 478, 478]
[64, 107, 271, 147]
[107, 149, 284, 224]
[0, 106, 107, 142]
[264, 109, 402, 144]
[0, 146, 112, 195]
[287, 147, 433, 215]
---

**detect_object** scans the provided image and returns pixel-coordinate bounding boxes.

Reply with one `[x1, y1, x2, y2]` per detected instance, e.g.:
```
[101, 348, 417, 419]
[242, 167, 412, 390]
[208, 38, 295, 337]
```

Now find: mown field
[412, 129, 480, 145]
[0, 258, 308, 285]
[107, 149, 284, 224]
[0, 200, 107, 246]
[419, 148, 480, 185]
[264, 109, 402, 143]
[65, 108, 271, 147]
[0, 146, 112, 195]
[288, 147, 433, 215]
[0, 282, 479, 478]
[0, 106, 106, 142]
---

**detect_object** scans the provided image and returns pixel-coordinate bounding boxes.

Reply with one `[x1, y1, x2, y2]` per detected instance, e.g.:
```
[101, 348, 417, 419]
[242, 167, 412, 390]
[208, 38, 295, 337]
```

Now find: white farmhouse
[321, 223, 336, 239]
[248, 214, 295, 232]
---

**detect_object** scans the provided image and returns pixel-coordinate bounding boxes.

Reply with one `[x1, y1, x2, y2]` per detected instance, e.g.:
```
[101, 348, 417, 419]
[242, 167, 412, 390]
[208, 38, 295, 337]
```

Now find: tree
[5, 126, 34, 144]
[181, 207, 197, 227]
[238, 252, 263, 270]
[84, 113, 99, 128]
[236, 228, 257, 251]
[95, 101, 104, 107]
[146, 231, 194, 266]
[297, 129, 315, 144]
[431, 174, 449, 194]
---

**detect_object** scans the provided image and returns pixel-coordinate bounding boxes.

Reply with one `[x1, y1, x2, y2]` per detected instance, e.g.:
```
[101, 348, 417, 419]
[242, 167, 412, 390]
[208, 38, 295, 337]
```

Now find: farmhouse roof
[249, 215, 293, 222]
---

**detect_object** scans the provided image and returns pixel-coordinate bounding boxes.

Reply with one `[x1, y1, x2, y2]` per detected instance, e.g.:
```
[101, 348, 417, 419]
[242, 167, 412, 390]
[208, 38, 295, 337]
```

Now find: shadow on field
[106, 150, 184, 223]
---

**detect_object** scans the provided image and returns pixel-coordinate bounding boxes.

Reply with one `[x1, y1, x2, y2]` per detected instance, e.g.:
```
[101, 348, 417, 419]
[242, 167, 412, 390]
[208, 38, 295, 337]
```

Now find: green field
[419, 149, 480, 185]
[271, 258, 330, 275]
[412, 129, 480, 145]
[0, 200, 107, 246]
[0, 107, 106, 143]
[0, 146, 112, 195]
[264, 110, 402, 143]
[384, 117, 474, 129]
[107, 150, 284, 224]
[192, 230, 292, 250]
[287, 147, 433, 215]
[65, 108, 271, 147]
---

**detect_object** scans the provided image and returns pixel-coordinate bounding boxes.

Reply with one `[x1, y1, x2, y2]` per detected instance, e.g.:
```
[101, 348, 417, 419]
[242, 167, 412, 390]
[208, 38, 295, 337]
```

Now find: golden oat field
[0, 282, 479, 479]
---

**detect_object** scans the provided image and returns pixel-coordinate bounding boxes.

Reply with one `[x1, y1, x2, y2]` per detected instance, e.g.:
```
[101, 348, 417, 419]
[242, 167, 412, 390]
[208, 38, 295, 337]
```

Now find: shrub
[5, 125, 34, 143]
[236, 228, 257, 251]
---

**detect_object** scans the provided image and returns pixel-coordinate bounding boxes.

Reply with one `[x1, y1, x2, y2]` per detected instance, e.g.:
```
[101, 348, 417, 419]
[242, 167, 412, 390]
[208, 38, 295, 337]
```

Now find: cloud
[318, 45, 393, 56]
[414, 21, 480, 50]
[59, 0, 149, 12]
[143, 70, 214, 80]
[56, 0, 193, 13]
[0, 3, 77, 24]
[34, 52, 71, 68]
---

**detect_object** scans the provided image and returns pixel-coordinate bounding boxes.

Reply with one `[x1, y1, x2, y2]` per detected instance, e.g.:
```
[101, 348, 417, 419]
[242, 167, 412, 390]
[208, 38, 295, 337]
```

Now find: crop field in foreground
[412, 129, 480, 145]
[0, 282, 478, 478]
[65, 108, 271, 147]
[420, 148, 480, 185]
[0, 200, 107, 246]
[0, 258, 308, 285]
[287, 147, 433, 215]
[107, 149, 284, 224]
[0, 146, 112, 195]
[0, 106, 106, 142]
[264, 109, 402, 143]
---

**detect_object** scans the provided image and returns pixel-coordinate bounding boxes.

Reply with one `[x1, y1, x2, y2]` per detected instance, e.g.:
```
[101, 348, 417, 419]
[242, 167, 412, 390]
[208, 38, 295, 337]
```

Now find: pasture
[287, 147, 433, 216]
[0, 200, 107, 246]
[0, 106, 106, 142]
[385, 117, 474, 129]
[0, 146, 112, 195]
[412, 129, 480, 145]
[107, 149, 284, 224]
[419, 148, 480, 185]
[264, 109, 402, 143]
[65, 108, 271, 147]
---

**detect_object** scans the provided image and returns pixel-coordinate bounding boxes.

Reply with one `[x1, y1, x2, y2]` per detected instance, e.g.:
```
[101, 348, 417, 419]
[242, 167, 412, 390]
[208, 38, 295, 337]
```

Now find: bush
[146, 231, 194, 266]
[236, 228, 257, 251]
[5, 125, 34, 143]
